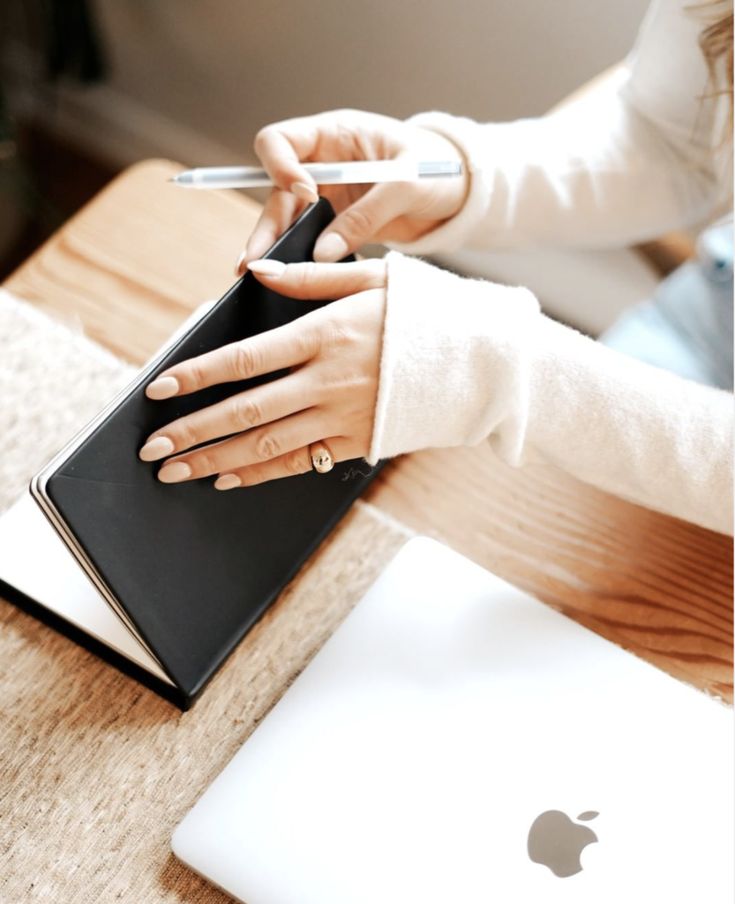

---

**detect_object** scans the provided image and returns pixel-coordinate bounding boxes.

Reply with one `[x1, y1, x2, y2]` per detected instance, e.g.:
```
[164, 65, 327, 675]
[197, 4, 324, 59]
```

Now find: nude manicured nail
[146, 376, 179, 400]
[214, 473, 241, 491]
[291, 181, 319, 203]
[314, 233, 348, 262]
[158, 461, 192, 483]
[235, 251, 247, 276]
[139, 436, 175, 462]
[247, 259, 287, 278]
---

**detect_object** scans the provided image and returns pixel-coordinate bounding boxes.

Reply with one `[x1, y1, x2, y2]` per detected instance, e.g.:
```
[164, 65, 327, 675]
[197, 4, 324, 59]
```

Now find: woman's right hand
[237, 109, 468, 273]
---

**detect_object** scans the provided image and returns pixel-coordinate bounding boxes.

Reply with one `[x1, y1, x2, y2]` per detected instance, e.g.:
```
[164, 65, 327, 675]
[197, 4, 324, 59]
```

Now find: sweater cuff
[385, 112, 494, 256]
[368, 251, 541, 464]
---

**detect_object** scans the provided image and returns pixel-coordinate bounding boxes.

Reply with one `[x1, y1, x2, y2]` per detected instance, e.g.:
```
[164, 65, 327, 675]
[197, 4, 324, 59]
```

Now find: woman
[139, 0, 733, 535]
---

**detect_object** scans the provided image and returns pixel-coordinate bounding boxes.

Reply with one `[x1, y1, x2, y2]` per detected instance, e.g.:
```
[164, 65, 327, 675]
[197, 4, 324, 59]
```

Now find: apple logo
[527, 810, 599, 877]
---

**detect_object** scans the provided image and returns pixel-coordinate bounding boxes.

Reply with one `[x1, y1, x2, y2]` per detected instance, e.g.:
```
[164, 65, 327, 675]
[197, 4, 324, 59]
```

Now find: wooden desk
[2, 159, 731, 900]
[7, 158, 731, 701]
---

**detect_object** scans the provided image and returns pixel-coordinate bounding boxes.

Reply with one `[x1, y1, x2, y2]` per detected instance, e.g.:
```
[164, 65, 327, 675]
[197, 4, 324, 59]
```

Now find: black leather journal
[29, 199, 382, 709]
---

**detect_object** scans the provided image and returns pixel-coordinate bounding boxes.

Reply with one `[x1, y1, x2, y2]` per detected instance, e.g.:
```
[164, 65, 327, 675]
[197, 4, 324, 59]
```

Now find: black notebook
[12, 199, 382, 709]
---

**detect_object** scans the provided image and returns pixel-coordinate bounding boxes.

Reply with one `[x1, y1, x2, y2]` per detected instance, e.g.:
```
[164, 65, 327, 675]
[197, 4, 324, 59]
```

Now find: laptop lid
[172, 537, 733, 903]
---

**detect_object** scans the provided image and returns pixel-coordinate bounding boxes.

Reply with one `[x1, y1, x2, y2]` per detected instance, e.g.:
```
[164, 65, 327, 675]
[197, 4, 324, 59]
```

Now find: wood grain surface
[5, 159, 732, 705]
[5, 160, 257, 363]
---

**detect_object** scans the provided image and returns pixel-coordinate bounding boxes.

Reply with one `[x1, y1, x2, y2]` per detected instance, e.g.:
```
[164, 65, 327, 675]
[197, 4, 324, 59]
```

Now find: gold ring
[309, 441, 334, 474]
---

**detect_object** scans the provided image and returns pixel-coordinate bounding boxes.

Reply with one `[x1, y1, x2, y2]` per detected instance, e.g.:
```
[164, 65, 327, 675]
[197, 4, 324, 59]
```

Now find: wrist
[368, 252, 540, 464]
[416, 126, 471, 223]
[386, 112, 490, 256]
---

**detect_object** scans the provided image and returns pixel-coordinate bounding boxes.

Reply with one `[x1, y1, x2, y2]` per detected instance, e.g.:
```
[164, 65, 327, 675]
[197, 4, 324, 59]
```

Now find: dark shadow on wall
[0, 0, 118, 280]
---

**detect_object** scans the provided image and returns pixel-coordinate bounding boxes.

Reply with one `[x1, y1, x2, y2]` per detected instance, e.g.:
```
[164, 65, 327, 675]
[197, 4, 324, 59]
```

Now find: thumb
[313, 182, 411, 262]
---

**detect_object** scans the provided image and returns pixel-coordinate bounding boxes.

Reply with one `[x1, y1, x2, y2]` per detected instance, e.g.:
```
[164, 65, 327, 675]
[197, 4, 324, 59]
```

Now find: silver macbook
[172, 537, 733, 903]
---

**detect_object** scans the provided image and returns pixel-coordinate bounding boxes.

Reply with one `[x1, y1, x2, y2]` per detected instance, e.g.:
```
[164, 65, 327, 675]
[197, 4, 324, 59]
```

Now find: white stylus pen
[170, 159, 462, 189]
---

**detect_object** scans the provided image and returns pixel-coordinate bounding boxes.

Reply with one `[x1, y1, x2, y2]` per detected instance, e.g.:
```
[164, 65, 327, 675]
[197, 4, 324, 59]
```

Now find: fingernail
[235, 251, 247, 276]
[146, 376, 179, 400]
[214, 473, 241, 491]
[291, 181, 319, 203]
[158, 461, 192, 483]
[139, 436, 175, 462]
[314, 232, 348, 262]
[247, 259, 287, 278]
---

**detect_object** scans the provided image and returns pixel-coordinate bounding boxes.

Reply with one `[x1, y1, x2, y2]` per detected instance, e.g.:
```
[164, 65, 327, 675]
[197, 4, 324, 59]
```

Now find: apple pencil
[170, 160, 462, 189]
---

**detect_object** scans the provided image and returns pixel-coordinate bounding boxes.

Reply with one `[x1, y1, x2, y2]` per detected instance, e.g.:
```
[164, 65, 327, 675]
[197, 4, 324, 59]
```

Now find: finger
[145, 316, 319, 400]
[238, 189, 305, 274]
[139, 372, 313, 460]
[312, 180, 416, 261]
[215, 436, 360, 489]
[246, 258, 387, 301]
[253, 119, 321, 199]
[156, 410, 331, 483]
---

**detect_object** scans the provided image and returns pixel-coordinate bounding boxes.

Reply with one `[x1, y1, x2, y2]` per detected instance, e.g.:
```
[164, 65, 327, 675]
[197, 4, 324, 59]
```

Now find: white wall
[46, 0, 649, 167]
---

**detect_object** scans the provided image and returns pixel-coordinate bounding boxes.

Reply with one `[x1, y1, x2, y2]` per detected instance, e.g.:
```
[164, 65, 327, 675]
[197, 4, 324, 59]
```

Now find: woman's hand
[138, 259, 386, 489]
[239, 109, 468, 272]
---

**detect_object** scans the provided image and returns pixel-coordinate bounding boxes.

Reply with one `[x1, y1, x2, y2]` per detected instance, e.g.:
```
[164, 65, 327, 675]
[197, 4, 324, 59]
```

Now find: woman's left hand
[138, 258, 386, 489]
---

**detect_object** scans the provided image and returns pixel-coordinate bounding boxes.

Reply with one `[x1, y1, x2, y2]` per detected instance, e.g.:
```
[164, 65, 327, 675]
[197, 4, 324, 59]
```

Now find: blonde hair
[697, 2, 733, 96]
[687, 0, 734, 147]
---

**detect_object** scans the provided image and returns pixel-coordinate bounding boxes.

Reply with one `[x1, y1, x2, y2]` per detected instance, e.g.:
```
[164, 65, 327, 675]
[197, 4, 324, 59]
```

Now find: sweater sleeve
[368, 252, 733, 535]
[389, 0, 731, 256]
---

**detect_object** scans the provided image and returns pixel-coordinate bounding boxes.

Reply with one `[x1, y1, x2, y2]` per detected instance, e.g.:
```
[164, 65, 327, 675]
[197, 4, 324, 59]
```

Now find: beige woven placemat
[0, 291, 412, 903]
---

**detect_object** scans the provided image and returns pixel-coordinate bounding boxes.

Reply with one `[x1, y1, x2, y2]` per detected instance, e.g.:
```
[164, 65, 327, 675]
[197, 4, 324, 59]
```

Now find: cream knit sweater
[367, 0, 733, 535]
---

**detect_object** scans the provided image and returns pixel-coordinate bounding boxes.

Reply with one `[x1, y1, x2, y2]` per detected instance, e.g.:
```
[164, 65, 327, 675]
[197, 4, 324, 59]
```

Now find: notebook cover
[37, 199, 383, 707]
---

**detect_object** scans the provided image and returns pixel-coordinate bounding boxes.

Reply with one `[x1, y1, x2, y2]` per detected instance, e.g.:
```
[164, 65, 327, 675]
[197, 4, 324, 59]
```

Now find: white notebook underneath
[0, 302, 219, 688]
[0, 492, 171, 684]
[172, 537, 732, 904]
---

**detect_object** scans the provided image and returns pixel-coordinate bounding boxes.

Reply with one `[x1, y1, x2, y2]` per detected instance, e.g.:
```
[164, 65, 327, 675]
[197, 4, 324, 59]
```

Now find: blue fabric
[601, 219, 733, 391]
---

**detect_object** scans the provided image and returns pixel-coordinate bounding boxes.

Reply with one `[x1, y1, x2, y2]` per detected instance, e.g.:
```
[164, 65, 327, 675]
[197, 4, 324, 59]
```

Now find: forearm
[524, 316, 733, 532]
[370, 253, 733, 535]
[393, 107, 717, 254]
[390, 0, 728, 256]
